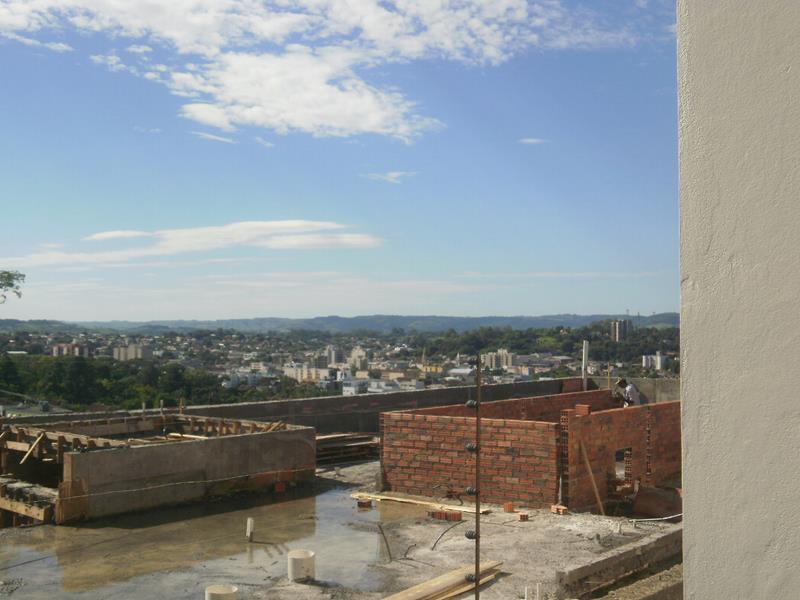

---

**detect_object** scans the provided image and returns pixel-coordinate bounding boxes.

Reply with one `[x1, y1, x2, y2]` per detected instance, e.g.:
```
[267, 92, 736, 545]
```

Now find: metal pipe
[581, 340, 589, 391]
[474, 354, 482, 599]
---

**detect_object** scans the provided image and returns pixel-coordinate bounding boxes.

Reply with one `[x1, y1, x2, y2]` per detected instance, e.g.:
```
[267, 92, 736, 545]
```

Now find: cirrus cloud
[361, 171, 417, 184]
[3, 220, 382, 268]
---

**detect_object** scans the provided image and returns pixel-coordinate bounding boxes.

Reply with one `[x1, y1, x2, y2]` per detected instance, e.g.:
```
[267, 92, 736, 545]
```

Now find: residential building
[281, 363, 333, 383]
[342, 379, 369, 396]
[610, 319, 632, 342]
[642, 351, 668, 371]
[112, 344, 153, 361]
[51, 343, 91, 358]
[349, 346, 368, 370]
[482, 348, 515, 370]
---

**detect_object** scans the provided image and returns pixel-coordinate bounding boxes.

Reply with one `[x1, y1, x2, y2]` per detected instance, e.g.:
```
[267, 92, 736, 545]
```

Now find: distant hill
[0, 319, 87, 334]
[0, 312, 679, 334]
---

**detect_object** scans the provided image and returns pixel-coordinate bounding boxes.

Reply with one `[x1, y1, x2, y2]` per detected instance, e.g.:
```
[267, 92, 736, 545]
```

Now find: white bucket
[287, 549, 315, 582]
[205, 584, 239, 600]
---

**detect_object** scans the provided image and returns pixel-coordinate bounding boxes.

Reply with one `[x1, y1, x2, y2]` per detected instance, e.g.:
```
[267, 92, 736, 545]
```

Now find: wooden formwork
[0, 415, 290, 526]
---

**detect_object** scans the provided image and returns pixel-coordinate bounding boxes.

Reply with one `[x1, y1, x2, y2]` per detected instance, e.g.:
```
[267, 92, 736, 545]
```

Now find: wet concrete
[0, 465, 425, 599]
[0, 462, 679, 600]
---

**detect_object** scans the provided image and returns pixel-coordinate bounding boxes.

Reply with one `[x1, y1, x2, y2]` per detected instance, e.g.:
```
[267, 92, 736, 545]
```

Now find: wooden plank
[580, 439, 605, 516]
[0, 496, 53, 522]
[19, 433, 46, 465]
[167, 432, 208, 440]
[429, 568, 500, 600]
[57, 435, 65, 464]
[6, 426, 124, 448]
[4, 441, 30, 452]
[352, 492, 489, 515]
[383, 561, 502, 600]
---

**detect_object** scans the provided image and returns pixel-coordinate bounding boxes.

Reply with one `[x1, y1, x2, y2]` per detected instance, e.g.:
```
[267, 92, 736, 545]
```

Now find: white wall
[679, 2, 800, 598]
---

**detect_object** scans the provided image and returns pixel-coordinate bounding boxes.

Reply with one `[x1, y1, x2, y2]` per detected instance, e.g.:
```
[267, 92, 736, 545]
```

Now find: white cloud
[254, 136, 274, 149]
[133, 125, 161, 134]
[3, 220, 381, 268]
[126, 44, 152, 54]
[90, 53, 132, 73]
[1, 32, 72, 52]
[83, 230, 153, 241]
[10, 270, 482, 320]
[362, 171, 417, 184]
[190, 130, 237, 144]
[518, 137, 548, 145]
[255, 234, 381, 250]
[0, 1, 653, 141]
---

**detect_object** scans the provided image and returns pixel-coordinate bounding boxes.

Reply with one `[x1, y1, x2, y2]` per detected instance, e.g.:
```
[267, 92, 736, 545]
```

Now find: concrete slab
[0, 461, 680, 600]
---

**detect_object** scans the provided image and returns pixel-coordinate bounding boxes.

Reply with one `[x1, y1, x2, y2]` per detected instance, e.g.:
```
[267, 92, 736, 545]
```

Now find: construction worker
[615, 378, 643, 407]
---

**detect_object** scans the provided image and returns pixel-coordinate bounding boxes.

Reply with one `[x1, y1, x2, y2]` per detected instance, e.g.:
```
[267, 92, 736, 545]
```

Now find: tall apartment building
[482, 348, 515, 370]
[310, 353, 329, 369]
[51, 343, 91, 358]
[325, 344, 343, 366]
[349, 346, 368, 370]
[112, 344, 153, 361]
[610, 319, 632, 342]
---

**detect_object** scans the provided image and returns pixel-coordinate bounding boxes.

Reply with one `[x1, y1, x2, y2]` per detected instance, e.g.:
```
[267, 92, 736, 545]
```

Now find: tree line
[0, 354, 331, 411]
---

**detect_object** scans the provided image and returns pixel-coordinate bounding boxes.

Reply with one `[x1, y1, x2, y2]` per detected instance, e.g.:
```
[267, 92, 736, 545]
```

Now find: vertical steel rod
[474, 354, 482, 599]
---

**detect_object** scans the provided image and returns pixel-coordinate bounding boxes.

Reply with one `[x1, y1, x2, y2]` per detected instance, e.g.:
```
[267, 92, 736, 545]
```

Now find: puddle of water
[0, 483, 427, 598]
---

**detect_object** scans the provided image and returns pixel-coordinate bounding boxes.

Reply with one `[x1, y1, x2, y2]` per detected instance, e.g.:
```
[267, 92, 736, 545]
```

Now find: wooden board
[429, 569, 500, 600]
[4, 441, 30, 452]
[352, 492, 490, 515]
[0, 496, 53, 522]
[383, 561, 502, 600]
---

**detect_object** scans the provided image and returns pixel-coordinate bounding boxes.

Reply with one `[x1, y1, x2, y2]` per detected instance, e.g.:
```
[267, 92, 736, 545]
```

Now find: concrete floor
[0, 461, 678, 600]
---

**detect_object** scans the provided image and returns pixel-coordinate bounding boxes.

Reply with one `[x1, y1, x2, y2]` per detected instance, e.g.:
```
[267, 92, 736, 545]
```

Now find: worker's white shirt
[624, 384, 640, 406]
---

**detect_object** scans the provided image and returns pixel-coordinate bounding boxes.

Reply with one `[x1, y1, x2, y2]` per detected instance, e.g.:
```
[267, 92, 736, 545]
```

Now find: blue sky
[0, 1, 677, 321]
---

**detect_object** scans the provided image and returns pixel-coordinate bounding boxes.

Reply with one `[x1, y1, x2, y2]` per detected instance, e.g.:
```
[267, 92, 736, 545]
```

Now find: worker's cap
[615, 378, 627, 386]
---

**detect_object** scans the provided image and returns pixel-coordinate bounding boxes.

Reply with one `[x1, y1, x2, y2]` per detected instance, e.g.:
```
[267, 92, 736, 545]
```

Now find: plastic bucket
[287, 549, 315, 582]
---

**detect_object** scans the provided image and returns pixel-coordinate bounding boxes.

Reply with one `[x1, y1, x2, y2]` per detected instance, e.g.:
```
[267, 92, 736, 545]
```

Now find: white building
[349, 346, 368, 370]
[642, 351, 668, 371]
[52, 343, 91, 358]
[325, 344, 343, 366]
[282, 363, 332, 382]
[342, 379, 369, 396]
[112, 344, 153, 361]
[482, 348, 515, 370]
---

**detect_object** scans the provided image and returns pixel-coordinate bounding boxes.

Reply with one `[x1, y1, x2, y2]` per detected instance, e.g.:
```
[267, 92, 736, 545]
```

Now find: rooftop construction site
[0, 377, 683, 600]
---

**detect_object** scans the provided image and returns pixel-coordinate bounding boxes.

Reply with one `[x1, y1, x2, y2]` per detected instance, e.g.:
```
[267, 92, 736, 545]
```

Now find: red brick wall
[381, 412, 559, 507]
[563, 401, 681, 510]
[647, 402, 682, 484]
[409, 389, 618, 422]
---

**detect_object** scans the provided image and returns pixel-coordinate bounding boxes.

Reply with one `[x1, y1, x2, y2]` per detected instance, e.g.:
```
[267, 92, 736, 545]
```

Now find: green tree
[158, 363, 186, 395]
[0, 270, 24, 303]
[63, 357, 96, 404]
[0, 353, 22, 392]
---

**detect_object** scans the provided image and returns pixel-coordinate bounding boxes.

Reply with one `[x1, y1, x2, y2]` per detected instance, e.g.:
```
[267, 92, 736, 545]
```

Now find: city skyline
[1, 1, 678, 320]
